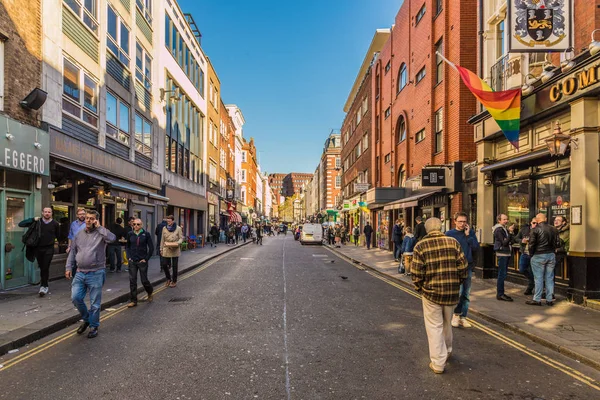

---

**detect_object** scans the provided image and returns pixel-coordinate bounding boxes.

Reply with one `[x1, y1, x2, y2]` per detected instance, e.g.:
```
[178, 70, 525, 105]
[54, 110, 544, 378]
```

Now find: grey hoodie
[66, 226, 116, 273]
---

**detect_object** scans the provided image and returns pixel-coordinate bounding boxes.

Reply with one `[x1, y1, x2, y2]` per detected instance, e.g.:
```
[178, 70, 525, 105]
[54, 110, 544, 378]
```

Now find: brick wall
[573, 0, 600, 54]
[0, 0, 42, 126]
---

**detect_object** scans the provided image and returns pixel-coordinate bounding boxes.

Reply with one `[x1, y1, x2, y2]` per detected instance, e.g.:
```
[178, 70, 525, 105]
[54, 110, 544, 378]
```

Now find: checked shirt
[411, 231, 468, 306]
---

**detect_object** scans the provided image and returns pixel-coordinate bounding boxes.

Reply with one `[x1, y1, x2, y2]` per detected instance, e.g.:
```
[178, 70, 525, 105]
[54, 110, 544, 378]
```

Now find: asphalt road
[1, 234, 599, 399]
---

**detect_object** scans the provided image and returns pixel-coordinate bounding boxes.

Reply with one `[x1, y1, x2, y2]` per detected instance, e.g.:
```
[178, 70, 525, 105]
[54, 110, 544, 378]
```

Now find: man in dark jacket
[19, 207, 59, 297]
[414, 216, 427, 242]
[492, 214, 515, 302]
[392, 219, 404, 261]
[513, 218, 537, 295]
[209, 224, 219, 247]
[363, 222, 373, 250]
[126, 219, 154, 308]
[108, 218, 127, 272]
[155, 218, 167, 256]
[526, 213, 559, 306]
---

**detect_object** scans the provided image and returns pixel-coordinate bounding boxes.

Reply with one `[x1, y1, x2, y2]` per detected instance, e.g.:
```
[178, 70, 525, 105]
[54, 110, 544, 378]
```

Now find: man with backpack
[126, 218, 154, 308]
[19, 207, 59, 297]
[352, 225, 360, 246]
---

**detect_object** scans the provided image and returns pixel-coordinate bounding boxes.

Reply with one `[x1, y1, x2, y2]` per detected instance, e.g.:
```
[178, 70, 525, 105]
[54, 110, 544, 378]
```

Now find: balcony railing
[490, 54, 509, 92]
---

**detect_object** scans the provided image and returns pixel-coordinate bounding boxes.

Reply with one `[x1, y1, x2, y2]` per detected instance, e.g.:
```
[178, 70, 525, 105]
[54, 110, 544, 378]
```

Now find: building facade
[318, 131, 341, 221]
[206, 58, 221, 227]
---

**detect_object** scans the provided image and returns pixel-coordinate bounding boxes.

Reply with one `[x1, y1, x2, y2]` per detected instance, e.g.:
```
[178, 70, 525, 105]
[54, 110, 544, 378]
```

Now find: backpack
[22, 220, 41, 248]
[353, 227, 360, 236]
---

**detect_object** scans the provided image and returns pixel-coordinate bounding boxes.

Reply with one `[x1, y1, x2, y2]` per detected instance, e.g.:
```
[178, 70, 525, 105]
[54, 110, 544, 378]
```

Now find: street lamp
[544, 121, 578, 156]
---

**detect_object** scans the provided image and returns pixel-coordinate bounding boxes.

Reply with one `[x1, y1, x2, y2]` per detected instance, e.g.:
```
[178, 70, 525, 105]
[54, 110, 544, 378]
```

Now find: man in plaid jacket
[411, 217, 468, 374]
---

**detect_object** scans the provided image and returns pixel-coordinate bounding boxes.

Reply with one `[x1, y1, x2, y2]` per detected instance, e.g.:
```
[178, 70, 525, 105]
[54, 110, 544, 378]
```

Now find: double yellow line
[0, 254, 225, 372]
[351, 262, 600, 391]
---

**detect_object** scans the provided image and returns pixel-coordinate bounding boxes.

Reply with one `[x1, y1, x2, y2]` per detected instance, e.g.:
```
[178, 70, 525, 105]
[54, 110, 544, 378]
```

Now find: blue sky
[179, 0, 403, 174]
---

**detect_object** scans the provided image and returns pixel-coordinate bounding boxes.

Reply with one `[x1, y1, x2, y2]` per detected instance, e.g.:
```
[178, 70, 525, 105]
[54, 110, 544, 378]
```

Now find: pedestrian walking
[160, 215, 184, 288]
[256, 224, 263, 245]
[126, 219, 154, 307]
[155, 218, 167, 256]
[526, 213, 559, 306]
[446, 212, 480, 329]
[108, 218, 127, 273]
[411, 217, 468, 374]
[19, 207, 59, 297]
[327, 226, 335, 245]
[493, 214, 515, 302]
[353, 225, 360, 246]
[414, 216, 427, 242]
[241, 223, 249, 242]
[393, 219, 404, 261]
[363, 222, 373, 250]
[65, 210, 116, 338]
[334, 224, 342, 248]
[209, 224, 219, 247]
[513, 218, 537, 295]
[399, 226, 416, 274]
[67, 208, 87, 275]
[235, 223, 242, 243]
[228, 224, 236, 245]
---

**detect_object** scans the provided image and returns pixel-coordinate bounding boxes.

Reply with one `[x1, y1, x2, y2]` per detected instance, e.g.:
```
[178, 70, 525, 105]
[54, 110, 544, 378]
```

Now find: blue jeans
[394, 242, 402, 259]
[531, 253, 555, 302]
[454, 263, 474, 317]
[496, 255, 510, 297]
[72, 269, 106, 328]
[518, 253, 535, 291]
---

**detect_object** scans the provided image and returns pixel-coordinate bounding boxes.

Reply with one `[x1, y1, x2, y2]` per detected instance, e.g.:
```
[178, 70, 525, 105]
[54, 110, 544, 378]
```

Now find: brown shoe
[165, 280, 171, 288]
[127, 302, 137, 308]
[429, 363, 444, 374]
[169, 282, 177, 288]
[147, 293, 153, 303]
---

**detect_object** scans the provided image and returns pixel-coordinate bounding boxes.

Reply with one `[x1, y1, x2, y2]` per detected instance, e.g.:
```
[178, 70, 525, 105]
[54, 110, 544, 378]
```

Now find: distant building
[268, 172, 312, 198]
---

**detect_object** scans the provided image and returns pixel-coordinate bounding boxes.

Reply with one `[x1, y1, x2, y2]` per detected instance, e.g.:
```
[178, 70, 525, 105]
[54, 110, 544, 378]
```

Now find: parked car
[300, 223, 323, 245]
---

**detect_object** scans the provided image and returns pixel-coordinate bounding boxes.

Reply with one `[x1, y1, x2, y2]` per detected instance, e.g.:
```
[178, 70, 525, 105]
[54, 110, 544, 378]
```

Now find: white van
[300, 223, 323, 245]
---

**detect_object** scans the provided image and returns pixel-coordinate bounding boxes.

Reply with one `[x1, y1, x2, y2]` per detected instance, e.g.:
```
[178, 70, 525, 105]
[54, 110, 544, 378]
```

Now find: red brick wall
[573, 0, 600, 54]
[0, 0, 42, 126]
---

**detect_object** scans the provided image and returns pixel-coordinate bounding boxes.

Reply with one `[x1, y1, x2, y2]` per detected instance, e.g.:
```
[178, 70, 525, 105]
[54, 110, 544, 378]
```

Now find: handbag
[164, 241, 179, 248]
[397, 258, 405, 274]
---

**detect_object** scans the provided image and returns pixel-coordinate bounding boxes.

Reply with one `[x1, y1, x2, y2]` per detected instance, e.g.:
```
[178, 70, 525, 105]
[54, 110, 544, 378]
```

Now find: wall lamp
[561, 47, 576, 73]
[521, 74, 538, 96]
[159, 87, 181, 102]
[589, 29, 600, 56]
[545, 121, 578, 156]
[20, 88, 48, 110]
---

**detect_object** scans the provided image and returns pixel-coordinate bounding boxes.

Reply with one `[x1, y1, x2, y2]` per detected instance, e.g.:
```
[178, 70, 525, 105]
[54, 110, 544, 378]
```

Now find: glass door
[3, 193, 31, 288]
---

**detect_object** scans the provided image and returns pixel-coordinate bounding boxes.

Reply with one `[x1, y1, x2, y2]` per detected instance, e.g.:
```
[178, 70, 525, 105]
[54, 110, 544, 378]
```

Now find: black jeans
[365, 234, 372, 249]
[35, 246, 54, 287]
[162, 256, 179, 283]
[354, 235, 359, 246]
[107, 244, 122, 271]
[129, 261, 153, 303]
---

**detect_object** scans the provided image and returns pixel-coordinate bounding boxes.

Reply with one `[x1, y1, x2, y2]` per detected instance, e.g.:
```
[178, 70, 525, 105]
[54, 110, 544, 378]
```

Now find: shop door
[145, 211, 154, 239]
[3, 193, 31, 288]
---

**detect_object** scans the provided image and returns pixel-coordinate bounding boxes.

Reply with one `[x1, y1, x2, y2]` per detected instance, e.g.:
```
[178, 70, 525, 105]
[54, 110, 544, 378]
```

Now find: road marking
[0, 252, 231, 372]
[281, 235, 292, 400]
[326, 248, 600, 392]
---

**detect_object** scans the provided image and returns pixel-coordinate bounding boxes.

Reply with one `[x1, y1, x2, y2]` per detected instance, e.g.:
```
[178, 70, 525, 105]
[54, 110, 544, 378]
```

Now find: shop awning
[55, 162, 148, 196]
[383, 189, 442, 211]
[480, 149, 551, 172]
[148, 193, 170, 206]
[229, 211, 242, 223]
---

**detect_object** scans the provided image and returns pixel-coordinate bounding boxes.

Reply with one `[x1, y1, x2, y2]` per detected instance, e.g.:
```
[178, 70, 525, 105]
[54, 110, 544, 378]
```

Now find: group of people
[20, 207, 192, 339]
[207, 222, 270, 247]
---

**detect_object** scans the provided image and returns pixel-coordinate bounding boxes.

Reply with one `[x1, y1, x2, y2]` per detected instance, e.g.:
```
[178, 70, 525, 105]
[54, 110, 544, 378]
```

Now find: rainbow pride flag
[437, 53, 521, 149]
[456, 66, 521, 149]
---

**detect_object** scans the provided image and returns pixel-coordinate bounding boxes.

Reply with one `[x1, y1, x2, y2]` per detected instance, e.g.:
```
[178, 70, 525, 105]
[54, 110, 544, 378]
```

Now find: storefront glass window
[497, 181, 530, 229]
[51, 182, 73, 203]
[537, 173, 570, 223]
[53, 205, 71, 254]
[377, 210, 389, 249]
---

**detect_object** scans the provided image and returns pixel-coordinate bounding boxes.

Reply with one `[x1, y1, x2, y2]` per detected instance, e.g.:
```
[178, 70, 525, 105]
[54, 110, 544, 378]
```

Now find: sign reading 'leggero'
[0, 148, 46, 174]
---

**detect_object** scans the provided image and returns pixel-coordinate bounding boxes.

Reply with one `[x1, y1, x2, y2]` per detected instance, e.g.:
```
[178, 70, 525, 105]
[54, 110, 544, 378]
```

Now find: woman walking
[160, 215, 184, 288]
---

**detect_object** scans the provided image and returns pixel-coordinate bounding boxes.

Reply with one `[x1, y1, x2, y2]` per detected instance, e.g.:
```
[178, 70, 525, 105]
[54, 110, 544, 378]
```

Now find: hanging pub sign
[507, 0, 573, 53]
[421, 168, 446, 187]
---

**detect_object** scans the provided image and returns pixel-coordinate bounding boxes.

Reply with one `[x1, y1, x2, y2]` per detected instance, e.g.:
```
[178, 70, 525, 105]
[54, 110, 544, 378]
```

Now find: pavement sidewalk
[0, 241, 250, 356]
[327, 243, 600, 371]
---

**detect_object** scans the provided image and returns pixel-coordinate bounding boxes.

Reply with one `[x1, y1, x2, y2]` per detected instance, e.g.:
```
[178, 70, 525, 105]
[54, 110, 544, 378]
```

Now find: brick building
[0, 0, 48, 289]
[241, 137, 258, 222]
[318, 131, 342, 217]
[268, 172, 287, 202]
[283, 173, 312, 197]
[367, 0, 478, 249]
[206, 58, 222, 227]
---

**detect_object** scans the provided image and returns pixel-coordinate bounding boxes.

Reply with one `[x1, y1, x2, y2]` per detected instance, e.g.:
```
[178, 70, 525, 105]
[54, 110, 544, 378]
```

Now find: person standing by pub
[553, 216, 570, 279]
[392, 219, 404, 262]
[493, 214, 515, 302]
[526, 213, 559, 306]
[513, 218, 538, 295]
[126, 218, 154, 307]
[160, 215, 184, 288]
[19, 207, 59, 297]
[414, 216, 427, 243]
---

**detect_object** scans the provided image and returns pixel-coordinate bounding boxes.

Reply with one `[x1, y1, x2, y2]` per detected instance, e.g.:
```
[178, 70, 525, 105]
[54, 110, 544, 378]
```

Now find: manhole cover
[169, 297, 192, 303]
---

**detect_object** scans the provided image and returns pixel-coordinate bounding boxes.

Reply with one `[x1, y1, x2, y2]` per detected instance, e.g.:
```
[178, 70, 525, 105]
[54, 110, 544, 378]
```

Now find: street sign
[354, 183, 370, 192]
[421, 168, 446, 187]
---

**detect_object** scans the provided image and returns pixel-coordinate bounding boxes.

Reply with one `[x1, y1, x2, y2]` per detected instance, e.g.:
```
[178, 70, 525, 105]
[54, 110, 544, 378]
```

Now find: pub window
[107, 5, 130, 66]
[497, 180, 530, 229]
[537, 174, 570, 223]
[62, 58, 98, 128]
[64, 0, 98, 34]
[134, 113, 152, 158]
[106, 91, 130, 145]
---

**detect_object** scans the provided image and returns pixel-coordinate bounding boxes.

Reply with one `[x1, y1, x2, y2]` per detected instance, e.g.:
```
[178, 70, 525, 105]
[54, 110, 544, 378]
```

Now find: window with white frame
[64, 0, 98, 33]
[416, 128, 425, 143]
[335, 157, 341, 169]
[62, 58, 98, 127]
[136, 0, 152, 23]
[107, 5, 130, 66]
[335, 175, 341, 188]
[220, 148, 226, 168]
[135, 42, 151, 90]
[416, 66, 426, 83]
[241, 169, 247, 182]
[241, 151, 247, 163]
[106, 91, 130, 145]
[134, 113, 152, 158]
[362, 97, 368, 115]
[209, 161, 217, 184]
[0, 39, 4, 112]
[435, 107, 443, 153]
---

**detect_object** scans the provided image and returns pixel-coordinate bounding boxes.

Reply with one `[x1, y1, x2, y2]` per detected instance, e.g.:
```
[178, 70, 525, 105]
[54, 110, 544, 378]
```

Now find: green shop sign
[0, 115, 49, 176]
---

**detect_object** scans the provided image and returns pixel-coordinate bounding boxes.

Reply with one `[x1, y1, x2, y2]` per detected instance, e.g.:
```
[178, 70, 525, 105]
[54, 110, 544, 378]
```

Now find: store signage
[207, 192, 218, 204]
[343, 200, 350, 210]
[0, 115, 49, 176]
[549, 64, 599, 103]
[421, 168, 446, 187]
[508, 0, 572, 52]
[354, 183, 370, 192]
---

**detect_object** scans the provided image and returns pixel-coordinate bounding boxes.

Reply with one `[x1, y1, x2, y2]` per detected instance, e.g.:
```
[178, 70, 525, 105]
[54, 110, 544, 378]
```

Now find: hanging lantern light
[544, 121, 578, 156]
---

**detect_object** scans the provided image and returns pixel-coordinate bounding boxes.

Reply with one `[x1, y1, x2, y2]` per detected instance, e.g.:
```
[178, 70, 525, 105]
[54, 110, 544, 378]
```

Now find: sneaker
[76, 322, 90, 334]
[525, 300, 542, 306]
[428, 362, 444, 374]
[459, 317, 472, 328]
[496, 295, 514, 302]
[451, 314, 461, 328]
[87, 327, 98, 338]
[39, 286, 46, 297]
[127, 302, 137, 308]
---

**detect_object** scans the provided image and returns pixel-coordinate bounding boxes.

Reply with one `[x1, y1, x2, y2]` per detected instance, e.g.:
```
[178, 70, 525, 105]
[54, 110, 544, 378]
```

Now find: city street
[1, 234, 599, 400]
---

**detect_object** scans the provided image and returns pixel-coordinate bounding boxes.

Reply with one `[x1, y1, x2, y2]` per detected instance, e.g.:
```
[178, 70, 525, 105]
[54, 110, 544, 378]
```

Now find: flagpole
[435, 51, 458, 72]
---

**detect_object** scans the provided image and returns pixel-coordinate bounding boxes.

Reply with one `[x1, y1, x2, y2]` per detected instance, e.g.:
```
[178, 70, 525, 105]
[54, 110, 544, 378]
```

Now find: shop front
[207, 192, 219, 228]
[1, 115, 49, 289]
[473, 52, 600, 302]
[166, 186, 208, 238]
[365, 187, 406, 250]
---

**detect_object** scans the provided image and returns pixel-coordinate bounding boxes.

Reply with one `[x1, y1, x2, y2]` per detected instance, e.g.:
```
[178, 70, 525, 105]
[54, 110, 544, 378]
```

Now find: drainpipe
[478, 0, 484, 78]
